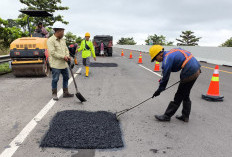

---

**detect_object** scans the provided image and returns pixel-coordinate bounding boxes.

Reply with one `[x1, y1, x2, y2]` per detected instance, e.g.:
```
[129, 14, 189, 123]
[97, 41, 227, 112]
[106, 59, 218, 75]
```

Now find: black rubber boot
[52, 89, 58, 101]
[176, 101, 191, 122]
[176, 115, 189, 122]
[155, 115, 170, 122]
[63, 88, 74, 98]
[164, 101, 181, 117]
[155, 101, 181, 122]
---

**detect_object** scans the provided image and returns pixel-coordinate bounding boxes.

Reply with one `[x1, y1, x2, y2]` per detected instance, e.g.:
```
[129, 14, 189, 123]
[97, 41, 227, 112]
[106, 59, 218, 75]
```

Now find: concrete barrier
[113, 45, 232, 66]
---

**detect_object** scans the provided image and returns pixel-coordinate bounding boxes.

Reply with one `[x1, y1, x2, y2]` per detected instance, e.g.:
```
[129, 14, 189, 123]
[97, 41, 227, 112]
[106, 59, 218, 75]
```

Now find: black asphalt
[40, 110, 124, 149]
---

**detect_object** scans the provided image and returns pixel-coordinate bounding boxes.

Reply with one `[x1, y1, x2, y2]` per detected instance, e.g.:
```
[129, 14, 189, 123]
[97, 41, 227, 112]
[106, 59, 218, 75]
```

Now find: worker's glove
[152, 90, 161, 98]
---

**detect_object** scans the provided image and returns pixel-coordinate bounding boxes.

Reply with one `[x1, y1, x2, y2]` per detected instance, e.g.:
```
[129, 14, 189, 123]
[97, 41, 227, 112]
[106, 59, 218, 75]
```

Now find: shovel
[68, 61, 87, 102]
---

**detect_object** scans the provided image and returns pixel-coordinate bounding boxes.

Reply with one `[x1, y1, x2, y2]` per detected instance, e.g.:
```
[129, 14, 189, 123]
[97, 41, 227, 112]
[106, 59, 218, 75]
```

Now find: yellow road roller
[10, 10, 53, 77]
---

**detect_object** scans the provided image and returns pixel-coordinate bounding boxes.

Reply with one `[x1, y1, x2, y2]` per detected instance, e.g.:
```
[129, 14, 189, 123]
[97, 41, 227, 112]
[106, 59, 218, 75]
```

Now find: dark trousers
[174, 79, 197, 104]
[51, 68, 69, 89]
[164, 78, 197, 118]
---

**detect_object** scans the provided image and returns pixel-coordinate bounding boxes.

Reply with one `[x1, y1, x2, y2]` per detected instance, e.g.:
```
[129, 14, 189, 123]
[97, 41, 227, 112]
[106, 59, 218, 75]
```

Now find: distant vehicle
[93, 35, 113, 57]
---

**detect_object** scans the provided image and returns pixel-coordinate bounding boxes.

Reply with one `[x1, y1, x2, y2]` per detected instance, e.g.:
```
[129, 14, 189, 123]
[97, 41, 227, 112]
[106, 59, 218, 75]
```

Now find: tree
[65, 32, 83, 46]
[19, 0, 69, 27]
[65, 32, 77, 46]
[6, 17, 29, 33]
[75, 36, 83, 45]
[176, 30, 201, 46]
[15, 16, 30, 32]
[145, 34, 174, 46]
[166, 41, 174, 46]
[0, 18, 27, 49]
[117, 37, 136, 45]
[221, 37, 232, 47]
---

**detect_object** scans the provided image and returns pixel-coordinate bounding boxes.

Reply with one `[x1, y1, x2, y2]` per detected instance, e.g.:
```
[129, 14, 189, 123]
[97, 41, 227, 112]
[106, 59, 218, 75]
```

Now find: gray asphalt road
[0, 48, 232, 157]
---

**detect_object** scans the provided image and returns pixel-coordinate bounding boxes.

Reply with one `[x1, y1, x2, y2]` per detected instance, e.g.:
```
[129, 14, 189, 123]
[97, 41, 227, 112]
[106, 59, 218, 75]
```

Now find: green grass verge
[0, 63, 12, 74]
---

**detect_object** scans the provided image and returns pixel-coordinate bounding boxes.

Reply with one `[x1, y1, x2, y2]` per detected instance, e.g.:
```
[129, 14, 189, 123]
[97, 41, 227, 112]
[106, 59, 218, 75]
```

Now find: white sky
[1, 0, 232, 46]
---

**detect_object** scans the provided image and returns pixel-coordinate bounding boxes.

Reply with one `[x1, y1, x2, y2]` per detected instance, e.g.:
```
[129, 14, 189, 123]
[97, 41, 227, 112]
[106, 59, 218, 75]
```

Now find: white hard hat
[53, 22, 66, 30]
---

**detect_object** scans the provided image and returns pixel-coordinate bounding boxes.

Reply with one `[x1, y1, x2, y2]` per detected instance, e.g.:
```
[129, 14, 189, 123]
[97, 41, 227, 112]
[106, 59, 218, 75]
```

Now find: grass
[0, 45, 11, 74]
[0, 63, 12, 74]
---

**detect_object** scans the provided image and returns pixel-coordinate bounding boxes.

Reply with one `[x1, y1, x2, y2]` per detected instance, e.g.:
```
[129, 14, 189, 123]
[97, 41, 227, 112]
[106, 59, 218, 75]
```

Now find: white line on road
[138, 65, 162, 77]
[0, 67, 82, 157]
[120, 50, 162, 77]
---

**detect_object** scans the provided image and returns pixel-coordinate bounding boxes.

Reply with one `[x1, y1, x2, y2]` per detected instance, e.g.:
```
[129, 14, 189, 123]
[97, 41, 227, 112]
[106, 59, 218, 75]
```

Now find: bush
[0, 63, 11, 74]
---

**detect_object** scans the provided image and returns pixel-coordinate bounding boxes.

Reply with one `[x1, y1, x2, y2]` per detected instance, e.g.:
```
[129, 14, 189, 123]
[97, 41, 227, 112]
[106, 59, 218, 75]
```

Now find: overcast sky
[1, 0, 232, 46]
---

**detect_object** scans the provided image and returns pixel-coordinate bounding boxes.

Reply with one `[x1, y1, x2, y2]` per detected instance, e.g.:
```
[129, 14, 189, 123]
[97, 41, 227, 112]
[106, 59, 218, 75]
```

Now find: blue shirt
[158, 48, 201, 92]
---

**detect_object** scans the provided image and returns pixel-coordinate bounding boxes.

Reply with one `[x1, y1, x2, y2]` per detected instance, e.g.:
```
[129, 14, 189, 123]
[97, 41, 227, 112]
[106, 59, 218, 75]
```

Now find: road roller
[10, 10, 53, 77]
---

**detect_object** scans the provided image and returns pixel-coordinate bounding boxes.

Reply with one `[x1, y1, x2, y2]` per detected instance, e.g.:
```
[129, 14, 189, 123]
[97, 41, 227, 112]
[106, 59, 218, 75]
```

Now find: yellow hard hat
[149, 45, 164, 62]
[85, 32, 90, 37]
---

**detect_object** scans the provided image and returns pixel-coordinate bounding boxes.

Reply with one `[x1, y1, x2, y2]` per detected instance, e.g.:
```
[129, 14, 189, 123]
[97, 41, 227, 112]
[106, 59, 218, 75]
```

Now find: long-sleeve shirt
[100, 43, 104, 51]
[78, 40, 96, 58]
[47, 35, 69, 69]
[158, 48, 201, 92]
[34, 27, 48, 38]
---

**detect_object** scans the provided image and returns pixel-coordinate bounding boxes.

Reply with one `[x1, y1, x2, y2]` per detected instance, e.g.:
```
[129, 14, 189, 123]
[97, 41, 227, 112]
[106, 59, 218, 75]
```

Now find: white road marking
[120, 50, 162, 77]
[138, 65, 162, 77]
[0, 67, 82, 157]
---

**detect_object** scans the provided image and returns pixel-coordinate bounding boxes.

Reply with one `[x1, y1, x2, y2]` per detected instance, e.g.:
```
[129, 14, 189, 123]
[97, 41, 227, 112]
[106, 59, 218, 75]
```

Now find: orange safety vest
[165, 49, 193, 69]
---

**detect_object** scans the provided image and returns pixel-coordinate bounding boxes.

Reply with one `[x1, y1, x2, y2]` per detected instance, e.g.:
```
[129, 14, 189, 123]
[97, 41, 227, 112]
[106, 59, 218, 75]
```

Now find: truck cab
[93, 35, 113, 57]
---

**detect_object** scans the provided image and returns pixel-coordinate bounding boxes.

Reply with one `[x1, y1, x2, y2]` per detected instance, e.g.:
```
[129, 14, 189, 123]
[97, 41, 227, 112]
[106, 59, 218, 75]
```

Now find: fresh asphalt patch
[90, 62, 118, 67]
[40, 110, 124, 149]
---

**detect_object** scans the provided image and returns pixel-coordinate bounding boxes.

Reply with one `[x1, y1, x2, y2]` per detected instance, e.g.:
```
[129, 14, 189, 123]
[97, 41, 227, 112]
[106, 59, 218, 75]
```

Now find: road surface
[0, 48, 232, 157]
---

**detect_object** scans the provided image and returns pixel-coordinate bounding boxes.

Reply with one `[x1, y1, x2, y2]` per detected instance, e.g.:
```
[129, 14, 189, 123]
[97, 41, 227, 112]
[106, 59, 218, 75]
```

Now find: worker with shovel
[150, 45, 201, 122]
[76, 32, 96, 77]
[47, 26, 74, 100]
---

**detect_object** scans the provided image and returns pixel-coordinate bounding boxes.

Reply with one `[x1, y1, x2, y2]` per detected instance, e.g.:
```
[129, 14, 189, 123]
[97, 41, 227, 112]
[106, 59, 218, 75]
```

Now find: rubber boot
[63, 88, 74, 98]
[85, 66, 89, 77]
[52, 89, 58, 101]
[155, 101, 180, 122]
[154, 115, 170, 122]
[176, 101, 191, 122]
[74, 57, 78, 65]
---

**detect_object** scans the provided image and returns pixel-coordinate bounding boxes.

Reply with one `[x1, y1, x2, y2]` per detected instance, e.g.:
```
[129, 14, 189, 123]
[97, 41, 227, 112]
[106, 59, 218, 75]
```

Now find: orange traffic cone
[154, 61, 160, 71]
[129, 51, 133, 59]
[138, 52, 143, 64]
[202, 65, 224, 101]
[121, 50, 124, 56]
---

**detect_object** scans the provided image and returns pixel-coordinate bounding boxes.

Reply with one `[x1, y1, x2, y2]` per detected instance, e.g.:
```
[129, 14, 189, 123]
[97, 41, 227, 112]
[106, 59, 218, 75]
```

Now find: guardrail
[0, 55, 11, 64]
[113, 45, 232, 66]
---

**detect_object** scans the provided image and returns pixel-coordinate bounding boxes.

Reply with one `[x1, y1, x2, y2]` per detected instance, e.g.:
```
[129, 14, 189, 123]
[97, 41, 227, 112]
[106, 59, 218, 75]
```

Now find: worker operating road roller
[76, 32, 96, 77]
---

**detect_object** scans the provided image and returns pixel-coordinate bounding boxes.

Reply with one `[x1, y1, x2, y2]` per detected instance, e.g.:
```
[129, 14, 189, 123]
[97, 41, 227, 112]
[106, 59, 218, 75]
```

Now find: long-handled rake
[116, 81, 180, 119]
